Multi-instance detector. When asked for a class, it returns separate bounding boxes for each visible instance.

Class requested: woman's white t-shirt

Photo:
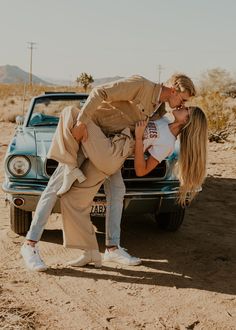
[143,116,176,162]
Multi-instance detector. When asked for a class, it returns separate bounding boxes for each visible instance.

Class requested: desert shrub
[0,111,20,123]
[0,105,23,123]
[0,294,39,330]
[0,83,85,100]
[0,83,86,123]
[199,68,234,94]
[193,92,235,143]
[232,110,236,119]
[194,68,236,143]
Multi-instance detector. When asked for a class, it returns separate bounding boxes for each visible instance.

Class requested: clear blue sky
[0,0,235,83]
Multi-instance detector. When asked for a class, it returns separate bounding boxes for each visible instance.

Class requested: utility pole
[157,64,164,83]
[27,42,37,86]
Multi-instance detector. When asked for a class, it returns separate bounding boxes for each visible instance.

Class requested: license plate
[90,200,106,217]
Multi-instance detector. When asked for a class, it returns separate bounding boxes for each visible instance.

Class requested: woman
[135,106,208,206]
[59,106,208,267]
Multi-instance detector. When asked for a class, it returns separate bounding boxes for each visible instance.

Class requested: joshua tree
[76,72,94,92]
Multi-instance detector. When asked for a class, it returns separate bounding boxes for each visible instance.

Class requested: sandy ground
[0,122,236,330]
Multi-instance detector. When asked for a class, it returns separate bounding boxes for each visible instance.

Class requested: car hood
[7,128,56,158]
[35,130,55,157]
[8,129,37,156]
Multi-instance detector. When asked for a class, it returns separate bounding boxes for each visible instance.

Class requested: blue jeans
[26,165,64,241]
[104,170,125,246]
[26,167,125,245]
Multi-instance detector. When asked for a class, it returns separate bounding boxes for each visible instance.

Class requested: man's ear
[170,87,177,95]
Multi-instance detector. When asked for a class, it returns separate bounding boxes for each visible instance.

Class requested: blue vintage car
[2,92,185,235]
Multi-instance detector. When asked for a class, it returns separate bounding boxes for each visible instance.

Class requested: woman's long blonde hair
[178,107,208,206]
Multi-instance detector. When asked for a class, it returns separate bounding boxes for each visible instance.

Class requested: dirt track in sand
[0,122,236,329]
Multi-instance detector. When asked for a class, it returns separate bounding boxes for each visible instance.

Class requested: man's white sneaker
[103,246,142,266]
[66,250,102,268]
[20,243,47,272]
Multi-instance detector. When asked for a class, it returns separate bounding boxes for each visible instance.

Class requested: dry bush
[0,110,21,123]
[195,68,236,143]
[193,92,236,143]
[0,83,86,123]
[0,83,85,99]
[0,290,40,330]
[0,304,38,330]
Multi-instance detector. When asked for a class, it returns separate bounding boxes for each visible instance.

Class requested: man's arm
[78,75,145,124]
[72,76,145,141]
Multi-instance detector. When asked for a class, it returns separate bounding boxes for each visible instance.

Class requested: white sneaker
[103,246,142,266]
[66,250,102,268]
[20,243,47,272]
[57,167,86,196]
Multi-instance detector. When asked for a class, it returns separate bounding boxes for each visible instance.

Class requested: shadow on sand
[41,176,236,295]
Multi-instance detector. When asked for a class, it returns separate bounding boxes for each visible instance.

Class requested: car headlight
[7,156,31,177]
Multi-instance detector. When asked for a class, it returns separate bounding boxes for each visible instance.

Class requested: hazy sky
[1,0,235,83]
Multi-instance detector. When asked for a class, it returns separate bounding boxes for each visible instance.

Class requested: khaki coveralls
[48,75,165,249]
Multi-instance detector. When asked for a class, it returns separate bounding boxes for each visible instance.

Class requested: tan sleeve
[77,75,145,124]
[47,106,79,167]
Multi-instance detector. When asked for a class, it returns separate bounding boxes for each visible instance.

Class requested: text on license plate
[90,200,106,216]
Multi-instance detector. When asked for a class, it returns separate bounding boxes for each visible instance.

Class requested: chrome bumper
[2,180,180,197]
[2,179,180,214]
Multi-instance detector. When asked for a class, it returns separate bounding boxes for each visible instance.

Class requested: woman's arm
[134,121,159,176]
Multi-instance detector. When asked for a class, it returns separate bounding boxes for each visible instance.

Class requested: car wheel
[155,207,185,231]
[10,204,32,235]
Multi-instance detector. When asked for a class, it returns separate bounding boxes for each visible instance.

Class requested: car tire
[10,204,32,235]
[155,207,185,231]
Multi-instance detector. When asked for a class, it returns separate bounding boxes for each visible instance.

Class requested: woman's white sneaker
[103,246,141,266]
[20,243,47,272]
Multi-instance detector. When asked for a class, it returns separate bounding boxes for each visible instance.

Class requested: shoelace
[33,247,43,261]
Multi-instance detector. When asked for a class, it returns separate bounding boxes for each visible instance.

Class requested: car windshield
[28,95,88,127]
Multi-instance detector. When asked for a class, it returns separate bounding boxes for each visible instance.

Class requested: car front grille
[45,159,58,177]
[122,158,166,181]
[45,158,167,180]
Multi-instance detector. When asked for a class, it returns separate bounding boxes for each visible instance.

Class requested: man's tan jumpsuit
[48,75,165,249]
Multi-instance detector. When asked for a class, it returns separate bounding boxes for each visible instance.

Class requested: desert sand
[0,122,235,329]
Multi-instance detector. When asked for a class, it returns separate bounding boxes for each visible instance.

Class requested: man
[21,74,196,271]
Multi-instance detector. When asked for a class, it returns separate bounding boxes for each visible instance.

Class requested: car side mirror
[16,115,24,126]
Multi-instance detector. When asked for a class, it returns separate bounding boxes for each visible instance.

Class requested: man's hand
[71,122,88,142]
[135,120,148,141]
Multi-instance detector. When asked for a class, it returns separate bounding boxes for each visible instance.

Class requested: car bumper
[2,179,180,214]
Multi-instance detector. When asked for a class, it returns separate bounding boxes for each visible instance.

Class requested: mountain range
[0,65,50,85]
[0,65,123,86]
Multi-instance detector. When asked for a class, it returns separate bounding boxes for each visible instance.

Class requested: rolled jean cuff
[25,231,41,242]
[105,238,120,247]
